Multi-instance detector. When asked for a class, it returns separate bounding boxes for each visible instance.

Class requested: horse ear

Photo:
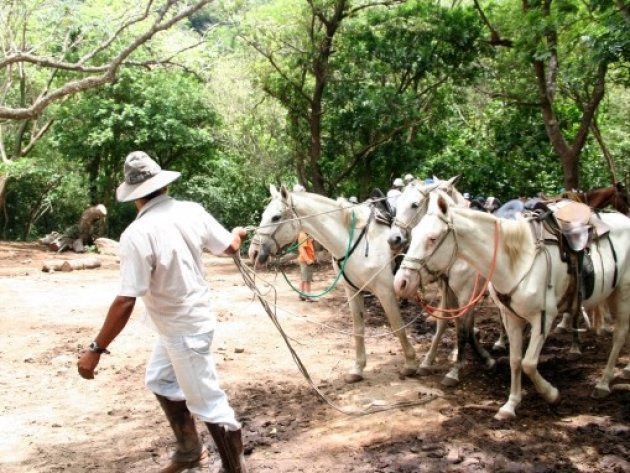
[280,185,291,202]
[447,175,461,186]
[269,184,279,197]
[437,195,449,215]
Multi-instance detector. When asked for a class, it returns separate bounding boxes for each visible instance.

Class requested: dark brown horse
[560,182,630,215]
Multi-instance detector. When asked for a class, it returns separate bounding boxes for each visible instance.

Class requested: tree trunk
[42,257,101,272]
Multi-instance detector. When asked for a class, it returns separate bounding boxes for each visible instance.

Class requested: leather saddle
[532,200,610,251]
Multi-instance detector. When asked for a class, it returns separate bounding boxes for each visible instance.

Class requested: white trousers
[145,331,240,431]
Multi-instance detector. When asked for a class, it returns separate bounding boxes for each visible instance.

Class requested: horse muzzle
[248,240,272,267]
[393,267,420,300]
[387,231,407,252]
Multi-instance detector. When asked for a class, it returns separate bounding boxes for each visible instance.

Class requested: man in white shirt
[78,151,248,473]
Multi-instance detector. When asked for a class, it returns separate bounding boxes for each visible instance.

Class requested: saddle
[532,200,610,251]
[526,200,612,308]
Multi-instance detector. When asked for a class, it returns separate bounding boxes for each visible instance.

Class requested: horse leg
[441,318,467,387]
[569,307,582,356]
[465,310,496,370]
[554,312,572,333]
[592,294,630,398]
[521,313,559,405]
[495,312,526,421]
[344,286,367,383]
[376,288,417,377]
[417,317,447,376]
[493,319,508,351]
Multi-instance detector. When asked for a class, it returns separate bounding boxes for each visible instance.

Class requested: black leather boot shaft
[206,423,248,473]
[155,394,202,464]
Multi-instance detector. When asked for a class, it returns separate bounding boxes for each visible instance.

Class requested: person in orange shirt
[297,231,316,301]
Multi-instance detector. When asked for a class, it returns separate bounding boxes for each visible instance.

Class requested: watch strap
[88,341,110,354]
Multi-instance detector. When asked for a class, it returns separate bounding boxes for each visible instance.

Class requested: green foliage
[1,157,90,240]
[50,68,221,237]
[175,151,269,231]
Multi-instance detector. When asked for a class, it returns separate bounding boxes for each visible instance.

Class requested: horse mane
[293,191,369,230]
[500,215,533,271]
[460,209,532,271]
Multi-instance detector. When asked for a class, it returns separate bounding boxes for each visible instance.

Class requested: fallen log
[42,257,102,272]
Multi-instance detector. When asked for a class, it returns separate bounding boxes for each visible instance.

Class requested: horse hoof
[548,389,561,405]
[554,325,568,334]
[416,366,436,377]
[591,387,611,399]
[441,375,459,387]
[494,409,515,421]
[485,359,497,371]
[491,343,506,353]
[344,373,364,384]
[400,367,417,378]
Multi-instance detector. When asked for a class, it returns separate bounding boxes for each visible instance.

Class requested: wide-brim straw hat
[116,151,181,202]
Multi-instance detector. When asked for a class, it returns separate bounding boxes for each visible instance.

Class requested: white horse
[248,185,417,383]
[388,178,496,387]
[394,191,630,420]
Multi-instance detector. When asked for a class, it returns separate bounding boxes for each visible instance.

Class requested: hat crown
[124,151,161,185]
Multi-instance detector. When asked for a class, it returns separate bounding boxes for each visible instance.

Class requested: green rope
[281,210,356,299]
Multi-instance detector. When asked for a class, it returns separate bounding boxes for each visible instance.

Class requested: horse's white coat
[389,180,495,386]
[395,192,630,419]
[249,185,417,382]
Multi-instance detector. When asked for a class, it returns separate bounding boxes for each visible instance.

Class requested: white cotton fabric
[145,331,240,431]
[118,194,233,336]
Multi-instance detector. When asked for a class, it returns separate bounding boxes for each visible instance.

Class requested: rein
[233,252,438,415]
[280,210,358,298]
[404,220,501,319]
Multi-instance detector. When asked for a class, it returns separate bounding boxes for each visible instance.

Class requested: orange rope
[416,220,500,320]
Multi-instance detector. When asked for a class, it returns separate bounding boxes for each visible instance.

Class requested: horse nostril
[399,279,407,291]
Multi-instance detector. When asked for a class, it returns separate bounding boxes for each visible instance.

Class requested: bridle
[400,209,501,319]
[252,198,301,255]
[392,183,439,243]
[399,210,459,279]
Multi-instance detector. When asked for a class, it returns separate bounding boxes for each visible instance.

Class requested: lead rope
[233,252,438,415]
[412,220,500,319]
[279,211,358,299]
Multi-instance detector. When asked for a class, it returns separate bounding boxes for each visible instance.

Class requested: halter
[392,183,438,241]
[401,211,501,319]
[252,199,301,255]
[400,210,459,279]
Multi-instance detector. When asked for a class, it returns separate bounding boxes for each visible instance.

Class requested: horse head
[388,181,430,251]
[248,184,301,267]
[393,190,457,300]
[388,176,464,252]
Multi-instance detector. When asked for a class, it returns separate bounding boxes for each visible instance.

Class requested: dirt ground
[0,241,628,473]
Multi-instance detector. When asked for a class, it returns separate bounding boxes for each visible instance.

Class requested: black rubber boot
[155,394,203,473]
[206,423,248,473]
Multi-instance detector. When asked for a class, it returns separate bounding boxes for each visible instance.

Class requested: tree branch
[0,0,213,120]
[473,0,513,47]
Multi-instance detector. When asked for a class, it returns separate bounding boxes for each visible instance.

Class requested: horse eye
[411,202,419,209]
[271,215,281,222]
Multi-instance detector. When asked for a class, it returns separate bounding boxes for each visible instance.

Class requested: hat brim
[116,170,181,202]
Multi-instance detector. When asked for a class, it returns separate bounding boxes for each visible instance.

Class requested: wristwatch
[88,341,110,354]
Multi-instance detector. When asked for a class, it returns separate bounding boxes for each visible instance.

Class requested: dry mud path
[0,241,628,472]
